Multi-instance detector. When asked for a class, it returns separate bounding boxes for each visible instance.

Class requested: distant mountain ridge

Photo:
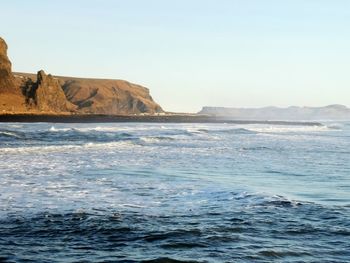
[199,105,350,120]
[0,37,163,115]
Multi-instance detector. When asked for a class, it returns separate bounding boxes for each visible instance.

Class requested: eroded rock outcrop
[22,70,76,112]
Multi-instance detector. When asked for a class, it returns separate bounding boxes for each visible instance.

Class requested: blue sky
[1,0,350,112]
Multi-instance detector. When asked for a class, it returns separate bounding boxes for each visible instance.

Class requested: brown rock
[22,70,76,112]
[62,77,163,114]
[0,37,16,94]
[0,37,27,112]
[1,36,164,115]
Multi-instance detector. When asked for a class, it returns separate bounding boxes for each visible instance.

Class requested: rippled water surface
[0,122,349,262]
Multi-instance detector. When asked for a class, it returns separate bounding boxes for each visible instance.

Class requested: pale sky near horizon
[1,0,350,112]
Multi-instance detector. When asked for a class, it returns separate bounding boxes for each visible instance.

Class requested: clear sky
[1,0,350,112]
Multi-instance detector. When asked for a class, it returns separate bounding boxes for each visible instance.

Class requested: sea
[0,121,349,263]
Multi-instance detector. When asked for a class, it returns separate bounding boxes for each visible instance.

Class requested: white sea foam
[8,124,23,128]
[0,141,136,154]
[0,131,21,138]
[0,121,349,216]
[171,124,332,135]
[83,141,136,149]
[47,125,163,133]
[49,126,71,132]
[139,137,162,143]
[245,125,330,133]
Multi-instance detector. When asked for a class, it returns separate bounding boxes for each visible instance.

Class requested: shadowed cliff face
[0,37,16,94]
[22,70,77,112]
[0,37,163,115]
[0,37,27,112]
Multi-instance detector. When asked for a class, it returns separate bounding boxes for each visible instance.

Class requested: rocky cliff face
[0,37,27,112]
[0,37,163,115]
[62,78,163,114]
[0,37,16,94]
[18,73,163,115]
[22,70,76,112]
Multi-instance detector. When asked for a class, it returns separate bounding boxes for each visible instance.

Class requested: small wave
[0,141,136,154]
[120,203,147,208]
[226,128,256,134]
[197,128,209,133]
[326,123,343,130]
[171,124,333,136]
[143,229,202,243]
[84,141,136,148]
[49,126,71,132]
[139,136,175,144]
[160,242,208,249]
[49,126,132,135]
[49,126,121,133]
[185,128,210,134]
[0,130,23,139]
[7,124,23,128]
[199,128,257,135]
[48,126,172,133]
[265,170,307,177]
[142,257,204,263]
[242,146,273,151]
[247,125,329,133]
[0,144,81,153]
[188,126,330,135]
[2,126,135,145]
[232,192,303,208]
[258,249,312,258]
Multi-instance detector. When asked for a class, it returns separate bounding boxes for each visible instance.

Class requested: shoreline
[0,114,322,126]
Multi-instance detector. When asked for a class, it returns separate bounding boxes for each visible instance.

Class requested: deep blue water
[0,122,349,262]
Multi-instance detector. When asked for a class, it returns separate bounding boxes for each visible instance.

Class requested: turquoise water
[0,122,349,262]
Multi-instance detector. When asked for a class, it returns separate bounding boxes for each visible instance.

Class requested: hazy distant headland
[199,105,350,121]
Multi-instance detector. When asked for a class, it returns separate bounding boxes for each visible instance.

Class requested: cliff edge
[0,37,27,111]
[0,37,16,94]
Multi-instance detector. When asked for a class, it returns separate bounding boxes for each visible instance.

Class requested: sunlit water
[0,122,349,262]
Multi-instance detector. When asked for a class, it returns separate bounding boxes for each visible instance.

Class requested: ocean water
[0,122,349,262]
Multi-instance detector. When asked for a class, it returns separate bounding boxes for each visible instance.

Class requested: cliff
[0,37,18,94]
[61,78,163,114]
[0,37,163,115]
[0,37,27,111]
[20,70,77,113]
[16,73,163,114]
